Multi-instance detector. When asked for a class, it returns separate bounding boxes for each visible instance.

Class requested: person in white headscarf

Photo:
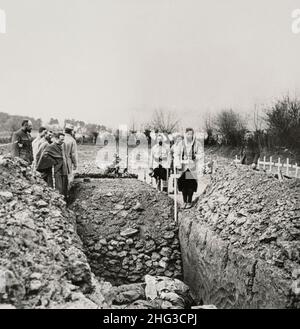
[171,133,184,171]
[149,133,171,192]
[177,128,201,209]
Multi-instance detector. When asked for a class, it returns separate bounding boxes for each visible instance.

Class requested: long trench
[67,170,300,309]
[68,176,197,305]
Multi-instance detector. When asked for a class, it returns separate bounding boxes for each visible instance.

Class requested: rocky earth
[2,142,299,309]
[110,275,195,309]
[0,155,114,309]
[0,155,193,309]
[0,145,10,156]
[70,179,183,286]
[179,162,300,308]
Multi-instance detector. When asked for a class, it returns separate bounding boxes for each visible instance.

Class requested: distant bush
[0,112,42,133]
[265,96,300,149]
[214,109,247,147]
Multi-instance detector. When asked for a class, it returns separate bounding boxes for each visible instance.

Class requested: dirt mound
[180,163,300,308]
[198,164,300,269]
[0,145,10,156]
[70,178,182,285]
[111,275,194,309]
[0,156,111,309]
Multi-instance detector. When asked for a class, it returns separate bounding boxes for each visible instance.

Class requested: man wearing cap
[11,120,34,165]
[63,124,78,187]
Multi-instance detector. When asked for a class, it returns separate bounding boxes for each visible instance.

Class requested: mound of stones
[70,178,182,285]
[179,162,300,308]
[111,275,195,309]
[0,155,208,310]
[0,156,112,309]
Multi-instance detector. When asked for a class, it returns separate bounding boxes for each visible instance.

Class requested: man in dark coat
[241,131,260,168]
[11,120,34,165]
[35,130,53,165]
[36,132,68,199]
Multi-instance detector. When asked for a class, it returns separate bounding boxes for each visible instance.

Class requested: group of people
[11,120,78,200]
[149,128,261,209]
[150,128,202,209]
[10,120,259,209]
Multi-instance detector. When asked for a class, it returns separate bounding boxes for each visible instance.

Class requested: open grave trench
[69,157,300,309]
[0,156,196,309]
[69,177,183,287]
[1,152,299,308]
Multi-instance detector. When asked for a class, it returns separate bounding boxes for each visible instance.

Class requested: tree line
[1,95,299,151]
[0,113,107,144]
[204,96,300,151]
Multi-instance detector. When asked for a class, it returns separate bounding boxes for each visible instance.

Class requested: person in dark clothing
[36,132,68,199]
[149,134,171,192]
[178,169,198,204]
[241,131,260,169]
[11,120,34,165]
[35,131,53,165]
[177,128,200,209]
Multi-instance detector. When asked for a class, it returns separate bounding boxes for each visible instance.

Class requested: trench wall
[70,178,183,286]
[179,164,300,309]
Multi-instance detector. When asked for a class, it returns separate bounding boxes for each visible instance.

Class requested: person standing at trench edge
[177,128,200,209]
[149,133,171,192]
[63,124,78,189]
[11,120,34,165]
[36,132,69,200]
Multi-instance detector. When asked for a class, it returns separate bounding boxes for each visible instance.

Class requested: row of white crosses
[234,155,300,179]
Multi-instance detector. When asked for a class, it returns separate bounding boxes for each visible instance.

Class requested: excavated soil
[1,143,299,309]
[0,155,196,309]
[0,156,113,309]
[70,178,183,286]
[179,162,300,309]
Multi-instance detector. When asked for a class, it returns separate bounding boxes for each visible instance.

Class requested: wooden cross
[283,158,292,177]
[263,156,267,170]
[293,163,299,178]
[274,158,283,176]
[257,157,261,169]
[234,155,241,165]
[269,156,274,173]
[258,156,268,170]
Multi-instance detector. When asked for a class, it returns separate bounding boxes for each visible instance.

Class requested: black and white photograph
[0,0,299,316]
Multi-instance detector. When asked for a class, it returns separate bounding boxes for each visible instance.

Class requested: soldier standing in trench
[11,120,34,165]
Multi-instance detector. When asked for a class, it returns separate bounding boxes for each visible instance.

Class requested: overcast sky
[0,0,300,129]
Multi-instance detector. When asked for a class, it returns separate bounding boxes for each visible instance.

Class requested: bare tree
[149,109,180,134]
[203,112,215,143]
[214,109,247,146]
[265,95,300,149]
